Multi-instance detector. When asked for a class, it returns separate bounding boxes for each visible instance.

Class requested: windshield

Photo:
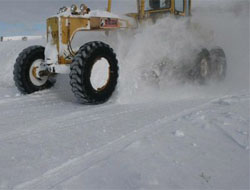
[145,0,171,11]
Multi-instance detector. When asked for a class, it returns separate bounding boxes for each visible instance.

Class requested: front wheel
[13,46,55,94]
[70,41,119,104]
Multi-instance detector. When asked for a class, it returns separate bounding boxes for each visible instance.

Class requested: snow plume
[115,17,208,103]
[191,0,249,91]
[114,0,249,104]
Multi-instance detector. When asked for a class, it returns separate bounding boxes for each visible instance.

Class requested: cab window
[145,0,171,11]
[175,0,184,12]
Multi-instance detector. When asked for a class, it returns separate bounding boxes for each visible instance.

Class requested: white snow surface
[1,36,43,42]
[0,0,249,189]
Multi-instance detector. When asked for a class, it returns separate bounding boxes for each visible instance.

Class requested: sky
[0,0,248,36]
[0,0,135,36]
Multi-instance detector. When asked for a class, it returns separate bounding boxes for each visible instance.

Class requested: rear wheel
[13,46,55,94]
[210,47,227,81]
[189,49,211,84]
[70,41,119,104]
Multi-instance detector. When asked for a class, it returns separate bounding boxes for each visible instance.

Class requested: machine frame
[45,0,192,74]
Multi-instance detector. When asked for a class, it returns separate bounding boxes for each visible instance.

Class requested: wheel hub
[29,59,49,86]
[200,58,209,78]
[32,66,38,78]
[217,63,224,76]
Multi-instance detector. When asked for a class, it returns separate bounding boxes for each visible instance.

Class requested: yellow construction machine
[13,0,226,104]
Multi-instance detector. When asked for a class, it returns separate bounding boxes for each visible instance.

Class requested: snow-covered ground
[0,0,249,189]
[1,36,43,42]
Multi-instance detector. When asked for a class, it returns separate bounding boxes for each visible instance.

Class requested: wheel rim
[29,59,48,86]
[90,58,110,91]
[200,58,209,78]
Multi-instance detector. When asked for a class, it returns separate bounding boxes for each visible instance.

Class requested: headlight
[71,4,77,14]
[80,4,87,11]
[59,6,67,14]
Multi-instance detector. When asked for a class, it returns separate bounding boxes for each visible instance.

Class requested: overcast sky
[0,0,135,36]
[0,0,248,36]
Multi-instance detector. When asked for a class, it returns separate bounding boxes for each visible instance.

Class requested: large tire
[13,46,55,94]
[189,49,212,84]
[210,47,227,81]
[70,41,119,104]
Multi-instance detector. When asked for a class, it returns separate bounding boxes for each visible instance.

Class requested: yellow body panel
[46,0,192,64]
[107,0,112,12]
[61,17,89,44]
[140,0,145,19]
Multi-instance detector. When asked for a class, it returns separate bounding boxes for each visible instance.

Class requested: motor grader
[13,0,227,104]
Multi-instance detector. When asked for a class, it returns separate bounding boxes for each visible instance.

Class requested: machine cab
[137,0,191,19]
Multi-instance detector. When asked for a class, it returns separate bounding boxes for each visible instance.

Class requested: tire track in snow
[216,124,248,150]
[0,105,144,142]
[14,97,222,190]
